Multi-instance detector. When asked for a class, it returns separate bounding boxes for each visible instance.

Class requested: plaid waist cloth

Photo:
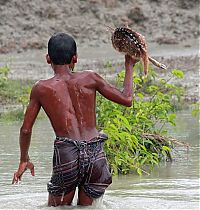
[47,132,112,198]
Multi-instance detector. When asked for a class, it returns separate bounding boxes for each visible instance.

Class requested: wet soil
[0,0,199,53]
[0,43,199,103]
[0,0,199,105]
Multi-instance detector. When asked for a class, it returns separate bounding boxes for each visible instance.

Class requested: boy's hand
[12,161,35,184]
[125,54,139,67]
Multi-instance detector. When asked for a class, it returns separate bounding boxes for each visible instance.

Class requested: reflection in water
[0,110,199,209]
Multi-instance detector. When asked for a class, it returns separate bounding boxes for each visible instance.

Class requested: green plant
[0,65,35,119]
[0,109,25,122]
[191,103,200,116]
[96,63,185,175]
[0,65,9,88]
[17,85,32,113]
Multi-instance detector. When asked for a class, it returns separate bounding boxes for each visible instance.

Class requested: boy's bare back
[35,70,99,140]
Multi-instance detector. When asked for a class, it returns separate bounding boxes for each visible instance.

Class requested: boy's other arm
[12,83,41,184]
[95,55,138,107]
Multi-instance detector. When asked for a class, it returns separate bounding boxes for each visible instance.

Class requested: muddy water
[0,109,199,209]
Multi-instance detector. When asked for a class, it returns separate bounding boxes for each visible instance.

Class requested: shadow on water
[0,109,199,209]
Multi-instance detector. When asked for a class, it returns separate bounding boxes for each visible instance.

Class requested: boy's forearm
[123,62,134,98]
[19,128,32,162]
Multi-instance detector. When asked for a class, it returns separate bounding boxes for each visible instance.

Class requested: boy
[12,32,138,206]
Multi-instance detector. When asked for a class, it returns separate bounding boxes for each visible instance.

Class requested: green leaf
[162,146,171,152]
[117,115,132,132]
[140,145,147,152]
[171,69,184,78]
[133,77,142,84]
[136,93,144,99]
[159,78,166,84]
[191,103,200,116]
[140,157,147,165]
[147,85,159,93]
[168,113,176,125]
[137,168,142,176]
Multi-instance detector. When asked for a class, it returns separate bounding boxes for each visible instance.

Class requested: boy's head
[47,32,77,65]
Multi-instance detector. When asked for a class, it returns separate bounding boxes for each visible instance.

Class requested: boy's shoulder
[77,70,95,75]
[31,78,53,93]
[33,78,51,87]
[76,70,100,78]
[72,70,103,87]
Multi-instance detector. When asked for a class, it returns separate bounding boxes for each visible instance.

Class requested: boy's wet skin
[12,33,138,206]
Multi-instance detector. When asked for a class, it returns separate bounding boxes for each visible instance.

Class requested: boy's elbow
[124,97,132,107]
[125,101,132,107]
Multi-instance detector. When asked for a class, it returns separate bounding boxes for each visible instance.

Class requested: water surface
[0,109,199,209]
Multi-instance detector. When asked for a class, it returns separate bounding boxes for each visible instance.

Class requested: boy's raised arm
[95,55,138,107]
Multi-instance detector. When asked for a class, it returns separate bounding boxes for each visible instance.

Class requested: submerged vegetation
[0,64,197,175]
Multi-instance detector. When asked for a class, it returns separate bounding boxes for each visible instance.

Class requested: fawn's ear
[46,54,51,64]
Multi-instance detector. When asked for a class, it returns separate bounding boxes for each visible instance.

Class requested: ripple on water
[0,110,199,209]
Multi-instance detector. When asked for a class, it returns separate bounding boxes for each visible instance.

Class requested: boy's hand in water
[12,161,35,184]
[125,54,139,67]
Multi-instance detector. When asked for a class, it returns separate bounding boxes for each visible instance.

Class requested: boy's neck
[52,64,73,75]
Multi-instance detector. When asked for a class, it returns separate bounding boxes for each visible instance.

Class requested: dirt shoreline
[0,42,199,103]
[0,0,199,54]
[0,0,199,104]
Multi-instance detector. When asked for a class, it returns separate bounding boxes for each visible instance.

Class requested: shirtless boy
[12,33,138,206]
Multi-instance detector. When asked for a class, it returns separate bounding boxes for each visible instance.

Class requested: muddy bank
[0,43,199,103]
[0,0,199,53]
[0,0,199,105]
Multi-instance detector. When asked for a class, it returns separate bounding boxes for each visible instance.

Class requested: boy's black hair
[48,32,77,65]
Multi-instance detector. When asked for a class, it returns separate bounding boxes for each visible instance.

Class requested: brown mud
[0,43,199,103]
[0,0,199,105]
[0,0,199,53]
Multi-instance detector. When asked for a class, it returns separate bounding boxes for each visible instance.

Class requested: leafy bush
[0,65,34,105]
[0,65,34,120]
[96,63,185,175]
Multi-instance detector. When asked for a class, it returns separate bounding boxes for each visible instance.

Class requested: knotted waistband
[55,132,108,148]
[54,132,108,181]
